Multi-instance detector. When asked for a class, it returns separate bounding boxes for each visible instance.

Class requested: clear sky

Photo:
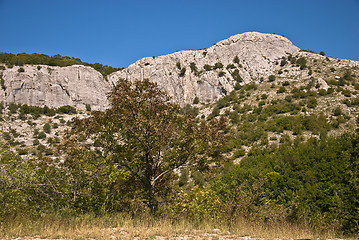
[0,0,358,68]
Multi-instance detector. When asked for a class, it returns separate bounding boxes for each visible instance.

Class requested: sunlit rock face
[108,32,300,105]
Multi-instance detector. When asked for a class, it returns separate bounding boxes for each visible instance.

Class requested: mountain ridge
[0,32,358,109]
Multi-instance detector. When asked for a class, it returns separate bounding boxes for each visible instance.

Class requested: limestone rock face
[108,32,300,104]
[0,65,111,110]
[0,32,301,108]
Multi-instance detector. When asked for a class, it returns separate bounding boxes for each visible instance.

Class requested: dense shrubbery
[0,52,123,76]
[214,134,359,234]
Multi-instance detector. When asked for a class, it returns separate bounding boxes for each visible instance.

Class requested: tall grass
[1,213,350,240]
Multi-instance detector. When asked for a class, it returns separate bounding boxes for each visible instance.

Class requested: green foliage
[231,69,243,82]
[214,62,223,69]
[215,134,359,234]
[280,59,287,66]
[37,131,46,139]
[85,104,91,112]
[277,86,286,94]
[307,97,318,108]
[43,123,51,134]
[57,105,77,114]
[176,62,181,70]
[9,102,19,114]
[181,104,199,117]
[233,56,240,64]
[70,79,226,215]
[0,52,122,76]
[192,96,199,104]
[297,57,307,69]
[19,104,56,117]
[189,62,198,73]
[0,74,5,90]
[203,64,212,71]
[218,71,225,77]
[18,67,25,72]
[178,67,186,77]
[343,70,353,81]
[226,64,236,69]
[268,75,276,82]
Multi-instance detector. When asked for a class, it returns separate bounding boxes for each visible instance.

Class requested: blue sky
[0,0,358,68]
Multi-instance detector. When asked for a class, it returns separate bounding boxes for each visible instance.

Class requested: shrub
[57,105,77,114]
[9,102,19,114]
[233,56,240,64]
[189,62,198,72]
[37,131,46,139]
[226,64,236,69]
[277,86,286,93]
[193,96,199,104]
[234,82,241,90]
[307,97,318,108]
[218,71,225,77]
[18,67,25,73]
[85,104,91,112]
[181,104,199,117]
[280,59,287,66]
[268,75,276,82]
[282,81,290,86]
[333,107,342,116]
[176,62,181,70]
[179,67,186,77]
[214,62,223,69]
[231,69,243,82]
[43,123,51,134]
[203,64,212,71]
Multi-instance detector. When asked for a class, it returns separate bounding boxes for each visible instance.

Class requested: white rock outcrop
[0,32,300,108]
[0,65,111,110]
[108,32,300,104]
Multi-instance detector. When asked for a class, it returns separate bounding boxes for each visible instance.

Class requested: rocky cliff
[108,32,300,104]
[3,32,357,109]
[0,65,111,110]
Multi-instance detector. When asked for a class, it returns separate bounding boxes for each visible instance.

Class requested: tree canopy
[70,79,227,214]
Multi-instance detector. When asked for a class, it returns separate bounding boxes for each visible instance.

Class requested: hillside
[1,32,359,238]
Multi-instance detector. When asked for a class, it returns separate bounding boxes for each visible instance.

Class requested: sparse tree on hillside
[70,79,227,215]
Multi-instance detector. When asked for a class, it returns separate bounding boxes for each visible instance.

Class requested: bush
[37,131,46,139]
[226,64,236,69]
[277,86,286,94]
[18,67,25,73]
[43,123,51,134]
[268,75,276,82]
[57,105,77,114]
[218,71,225,77]
[203,64,212,71]
[179,67,186,77]
[193,96,199,104]
[85,104,91,112]
[9,102,19,114]
[214,62,223,69]
[189,62,198,73]
[280,59,287,66]
[233,56,240,64]
[307,97,318,108]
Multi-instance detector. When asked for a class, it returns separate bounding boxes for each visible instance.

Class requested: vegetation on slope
[0,52,123,76]
[1,50,359,238]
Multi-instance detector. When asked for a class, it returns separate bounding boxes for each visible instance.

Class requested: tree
[71,79,227,215]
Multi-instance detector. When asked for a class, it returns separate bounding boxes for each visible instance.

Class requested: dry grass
[0,214,354,240]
